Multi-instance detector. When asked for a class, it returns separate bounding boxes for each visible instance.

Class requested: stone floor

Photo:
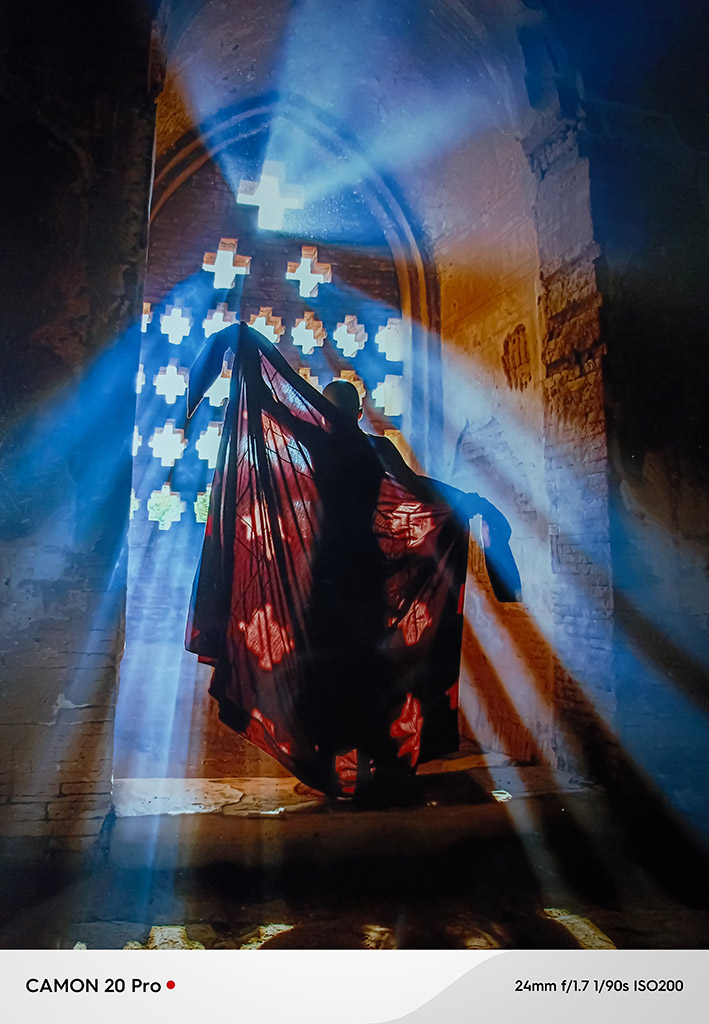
[1,752,708,950]
[111,750,582,818]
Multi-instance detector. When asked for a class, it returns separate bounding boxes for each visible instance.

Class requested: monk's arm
[370,436,473,515]
[372,435,520,600]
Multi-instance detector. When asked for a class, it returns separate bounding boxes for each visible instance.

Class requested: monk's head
[322,380,362,422]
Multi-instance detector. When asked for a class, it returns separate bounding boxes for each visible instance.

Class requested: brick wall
[398,123,565,764]
[0,1,155,850]
[526,119,615,771]
[392,91,615,770]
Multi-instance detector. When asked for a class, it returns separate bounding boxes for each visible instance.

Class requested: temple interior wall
[1,0,707,847]
[403,126,559,763]
[584,107,709,793]
[0,0,155,850]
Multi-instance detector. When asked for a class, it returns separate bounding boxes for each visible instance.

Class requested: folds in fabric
[186,323,468,796]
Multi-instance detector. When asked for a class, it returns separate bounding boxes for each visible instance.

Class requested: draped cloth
[186,323,468,798]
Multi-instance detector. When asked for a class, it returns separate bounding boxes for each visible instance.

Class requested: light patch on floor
[220,776,324,815]
[240,924,294,950]
[417,751,511,774]
[113,779,245,816]
[361,924,398,949]
[124,925,205,950]
[449,929,499,949]
[113,777,324,817]
[543,908,617,949]
[475,766,600,798]
[445,913,501,949]
[112,763,597,819]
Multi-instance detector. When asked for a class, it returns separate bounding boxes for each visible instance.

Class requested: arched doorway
[114,98,443,788]
[115,0,616,801]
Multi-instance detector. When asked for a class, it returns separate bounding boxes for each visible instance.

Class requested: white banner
[2,949,707,1024]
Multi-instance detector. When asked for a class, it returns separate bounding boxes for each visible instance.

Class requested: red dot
[166,981,175,990]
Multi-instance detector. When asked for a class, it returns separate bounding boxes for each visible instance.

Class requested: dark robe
[185,322,517,797]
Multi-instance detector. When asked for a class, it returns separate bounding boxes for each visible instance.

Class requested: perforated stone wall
[119,146,408,777]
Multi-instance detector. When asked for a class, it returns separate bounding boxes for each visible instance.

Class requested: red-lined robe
[186,323,468,797]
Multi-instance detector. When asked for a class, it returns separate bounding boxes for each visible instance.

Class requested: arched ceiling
[153,0,537,158]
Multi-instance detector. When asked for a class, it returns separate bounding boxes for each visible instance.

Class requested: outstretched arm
[370,435,521,601]
[187,334,232,418]
[369,435,468,511]
[257,375,324,451]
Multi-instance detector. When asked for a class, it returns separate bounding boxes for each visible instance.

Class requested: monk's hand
[463,492,512,541]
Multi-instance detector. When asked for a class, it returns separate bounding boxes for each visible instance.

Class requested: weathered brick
[56,769,113,785]
[56,754,113,774]
[64,679,118,706]
[12,771,62,799]
[47,797,110,820]
[46,818,104,838]
[0,820,52,838]
[0,802,48,822]
[56,707,115,725]
[49,835,98,853]
[60,781,113,796]
[46,723,112,745]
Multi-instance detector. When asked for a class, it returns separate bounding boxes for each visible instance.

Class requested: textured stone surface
[0,1,156,843]
[3,778,708,950]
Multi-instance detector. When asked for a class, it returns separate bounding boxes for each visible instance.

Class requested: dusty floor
[2,753,708,950]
